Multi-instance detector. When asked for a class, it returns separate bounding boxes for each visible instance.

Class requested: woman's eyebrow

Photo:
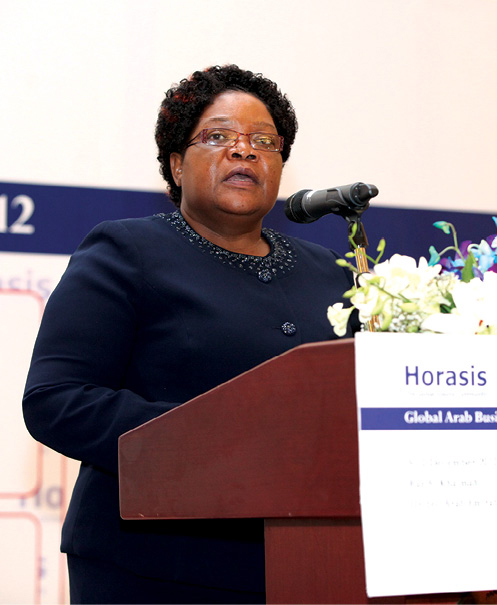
[202,116,277,130]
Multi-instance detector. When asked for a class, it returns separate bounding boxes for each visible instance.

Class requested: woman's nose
[228,134,257,160]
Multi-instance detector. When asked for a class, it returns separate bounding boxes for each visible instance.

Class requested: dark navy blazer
[23,211,356,592]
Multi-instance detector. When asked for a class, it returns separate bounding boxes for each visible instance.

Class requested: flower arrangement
[328,217,497,336]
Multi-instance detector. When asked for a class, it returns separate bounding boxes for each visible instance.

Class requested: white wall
[1,0,496,212]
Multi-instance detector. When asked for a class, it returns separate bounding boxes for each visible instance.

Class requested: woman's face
[170,91,283,231]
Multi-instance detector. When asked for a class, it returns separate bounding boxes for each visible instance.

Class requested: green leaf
[444,292,455,307]
[372,299,386,316]
[461,251,477,283]
[380,314,392,331]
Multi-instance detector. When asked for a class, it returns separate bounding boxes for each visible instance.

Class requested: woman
[23,65,357,604]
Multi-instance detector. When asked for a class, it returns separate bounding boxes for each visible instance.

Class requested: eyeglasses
[185,128,284,152]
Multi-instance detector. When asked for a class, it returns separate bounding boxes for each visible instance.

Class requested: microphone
[284,182,378,224]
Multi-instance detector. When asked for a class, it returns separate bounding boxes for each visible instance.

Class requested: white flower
[350,274,384,323]
[373,254,442,300]
[421,311,480,335]
[328,218,497,337]
[422,271,497,335]
[340,255,451,333]
[327,303,354,337]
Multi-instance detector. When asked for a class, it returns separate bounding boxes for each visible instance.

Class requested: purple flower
[432,218,497,280]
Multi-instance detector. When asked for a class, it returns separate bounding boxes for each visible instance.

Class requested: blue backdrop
[1,181,494,261]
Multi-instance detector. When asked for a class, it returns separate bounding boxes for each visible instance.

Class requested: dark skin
[170,91,284,256]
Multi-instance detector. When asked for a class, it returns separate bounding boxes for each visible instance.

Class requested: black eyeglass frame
[185,128,284,152]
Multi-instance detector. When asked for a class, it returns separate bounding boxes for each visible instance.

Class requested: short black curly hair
[155,64,298,206]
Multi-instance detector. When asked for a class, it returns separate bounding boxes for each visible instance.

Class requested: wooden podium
[119,339,459,604]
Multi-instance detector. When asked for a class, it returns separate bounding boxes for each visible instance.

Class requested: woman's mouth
[224,168,258,184]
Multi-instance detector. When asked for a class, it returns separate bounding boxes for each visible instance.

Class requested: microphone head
[347,182,379,209]
[284,189,316,223]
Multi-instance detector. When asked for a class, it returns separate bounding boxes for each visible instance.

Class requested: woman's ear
[170,152,183,187]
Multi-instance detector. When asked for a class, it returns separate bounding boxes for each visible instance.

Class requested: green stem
[444,223,465,261]
[373,283,411,303]
[347,234,384,265]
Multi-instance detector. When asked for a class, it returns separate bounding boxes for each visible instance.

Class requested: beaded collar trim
[159,210,297,283]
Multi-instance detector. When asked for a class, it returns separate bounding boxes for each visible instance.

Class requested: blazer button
[257,269,272,283]
[281,322,297,336]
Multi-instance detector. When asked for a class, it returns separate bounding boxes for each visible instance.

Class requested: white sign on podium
[355,331,497,598]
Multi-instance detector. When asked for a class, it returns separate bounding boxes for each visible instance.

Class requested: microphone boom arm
[346,214,380,332]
